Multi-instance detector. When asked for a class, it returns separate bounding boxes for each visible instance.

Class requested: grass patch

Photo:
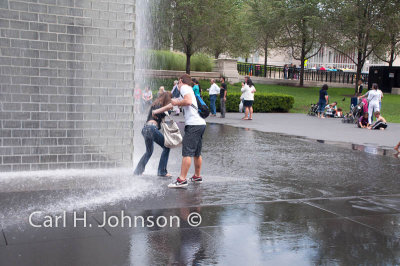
[148,78,400,123]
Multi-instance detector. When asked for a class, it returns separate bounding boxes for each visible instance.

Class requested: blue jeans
[134,125,170,176]
[318,100,326,114]
[210,94,217,115]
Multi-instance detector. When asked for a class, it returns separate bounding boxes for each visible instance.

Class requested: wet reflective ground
[1,124,400,265]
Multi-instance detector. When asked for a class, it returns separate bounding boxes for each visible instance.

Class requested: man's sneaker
[168,178,188,188]
[190,175,203,183]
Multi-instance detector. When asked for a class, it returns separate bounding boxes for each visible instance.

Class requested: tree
[274,0,325,86]
[323,0,388,88]
[204,0,255,59]
[374,0,400,67]
[248,0,283,77]
[167,0,212,74]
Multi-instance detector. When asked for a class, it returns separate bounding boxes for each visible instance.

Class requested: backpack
[181,93,210,119]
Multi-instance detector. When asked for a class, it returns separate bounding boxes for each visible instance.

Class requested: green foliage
[147,50,214,72]
[191,54,215,72]
[202,93,294,113]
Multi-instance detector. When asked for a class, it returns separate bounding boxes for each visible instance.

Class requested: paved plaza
[0,119,399,265]
[201,113,400,149]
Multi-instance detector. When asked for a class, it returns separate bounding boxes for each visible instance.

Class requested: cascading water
[133,0,162,173]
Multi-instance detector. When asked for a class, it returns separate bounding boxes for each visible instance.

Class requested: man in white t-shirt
[169,74,206,188]
[208,79,220,116]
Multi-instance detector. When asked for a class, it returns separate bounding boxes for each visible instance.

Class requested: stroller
[308,103,319,116]
[342,101,365,124]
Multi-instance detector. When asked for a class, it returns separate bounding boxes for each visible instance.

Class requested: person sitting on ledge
[368,111,388,130]
[358,113,369,128]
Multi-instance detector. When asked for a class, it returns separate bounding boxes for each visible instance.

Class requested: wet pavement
[201,113,400,149]
[0,123,400,265]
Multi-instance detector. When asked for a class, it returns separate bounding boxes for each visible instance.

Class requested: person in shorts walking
[169,74,207,188]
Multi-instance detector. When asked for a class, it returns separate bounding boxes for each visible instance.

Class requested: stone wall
[137,59,241,84]
[0,0,135,171]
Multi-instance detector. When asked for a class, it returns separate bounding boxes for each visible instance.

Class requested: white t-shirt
[377,89,383,102]
[367,90,380,104]
[180,84,206,126]
[241,85,255,101]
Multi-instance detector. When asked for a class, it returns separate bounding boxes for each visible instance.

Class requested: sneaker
[190,175,203,183]
[168,178,188,188]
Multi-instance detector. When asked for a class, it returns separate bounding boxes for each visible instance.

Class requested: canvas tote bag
[161,112,182,148]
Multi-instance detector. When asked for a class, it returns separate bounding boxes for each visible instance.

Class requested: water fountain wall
[0,0,135,172]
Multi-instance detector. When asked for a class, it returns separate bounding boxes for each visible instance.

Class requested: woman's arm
[359,91,369,99]
[325,95,329,103]
[152,103,173,115]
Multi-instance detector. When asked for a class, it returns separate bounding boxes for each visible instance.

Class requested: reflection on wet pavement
[0,124,399,265]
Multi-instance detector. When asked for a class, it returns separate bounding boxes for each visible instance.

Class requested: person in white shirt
[377,88,383,110]
[142,86,153,111]
[208,79,220,116]
[241,78,256,120]
[359,83,381,125]
[152,74,207,188]
[171,80,180,115]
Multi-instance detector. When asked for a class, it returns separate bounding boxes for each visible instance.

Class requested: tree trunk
[389,41,395,67]
[355,51,363,90]
[300,40,306,87]
[186,52,191,74]
[264,40,268,78]
[214,50,220,59]
[300,58,305,87]
[185,32,192,74]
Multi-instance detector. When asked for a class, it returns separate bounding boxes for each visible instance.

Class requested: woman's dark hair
[152,91,171,107]
[246,77,254,87]
[322,84,329,90]
[372,83,378,90]
[192,78,201,95]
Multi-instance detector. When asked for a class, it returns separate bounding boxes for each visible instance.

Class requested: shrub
[191,53,214,72]
[147,50,214,72]
[202,93,294,113]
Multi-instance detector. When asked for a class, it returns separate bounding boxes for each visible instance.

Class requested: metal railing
[237,62,369,85]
